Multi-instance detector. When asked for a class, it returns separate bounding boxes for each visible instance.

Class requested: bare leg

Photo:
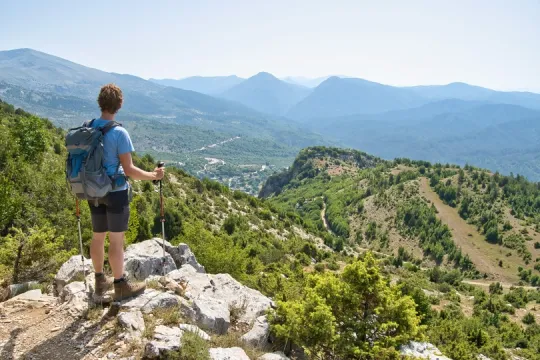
[90,232,107,273]
[109,232,125,279]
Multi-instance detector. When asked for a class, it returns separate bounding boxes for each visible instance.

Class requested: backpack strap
[100,121,122,135]
[84,119,96,128]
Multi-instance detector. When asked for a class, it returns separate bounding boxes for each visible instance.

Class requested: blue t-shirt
[89,118,134,192]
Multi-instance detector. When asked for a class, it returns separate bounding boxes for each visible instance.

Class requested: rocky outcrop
[400,342,452,360]
[124,239,205,281]
[124,240,176,280]
[121,289,183,314]
[47,239,276,358]
[154,238,206,273]
[118,310,145,339]
[60,281,88,315]
[193,296,230,334]
[54,255,93,295]
[241,315,269,347]
[144,325,183,358]
[143,324,212,358]
[169,265,273,324]
[209,347,250,360]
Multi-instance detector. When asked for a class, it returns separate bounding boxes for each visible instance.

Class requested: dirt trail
[418,177,520,283]
[0,298,115,360]
[320,199,331,233]
[462,279,537,291]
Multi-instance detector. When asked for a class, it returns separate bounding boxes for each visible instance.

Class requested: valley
[2,45,540,359]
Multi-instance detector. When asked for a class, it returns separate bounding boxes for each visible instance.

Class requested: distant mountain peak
[251,72,279,80]
[221,71,311,115]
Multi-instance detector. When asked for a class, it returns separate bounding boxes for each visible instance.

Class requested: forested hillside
[4,102,540,359]
[262,146,540,359]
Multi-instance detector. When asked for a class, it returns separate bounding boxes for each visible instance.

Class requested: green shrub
[523,312,536,325]
[167,331,210,360]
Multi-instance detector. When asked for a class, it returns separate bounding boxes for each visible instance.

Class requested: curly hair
[97,83,123,114]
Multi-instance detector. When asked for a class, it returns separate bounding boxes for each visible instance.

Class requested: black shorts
[88,190,130,233]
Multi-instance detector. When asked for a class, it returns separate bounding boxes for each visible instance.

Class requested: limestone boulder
[241,315,269,347]
[400,342,452,360]
[54,255,93,295]
[144,325,183,358]
[118,310,145,337]
[124,240,176,281]
[60,281,89,315]
[120,289,183,314]
[152,238,205,273]
[193,296,230,334]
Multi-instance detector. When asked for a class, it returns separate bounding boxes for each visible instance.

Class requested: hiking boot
[113,277,146,301]
[94,273,114,297]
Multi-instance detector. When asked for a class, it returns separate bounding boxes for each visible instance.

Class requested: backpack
[65,119,122,204]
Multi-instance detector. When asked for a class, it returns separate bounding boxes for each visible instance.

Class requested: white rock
[258,352,289,360]
[209,347,250,360]
[124,240,176,280]
[54,255,93,295]
[478,355,492,360]
[241,315,269,347]
[400,342,452,360]
[144,325,183,358]
[118,310,145,335]
[153,238,206,273]
[179,324,211,341]
[121,289,181,314]
[193,296,230,334]
[60,281,89,315]
[211,273,274,323]
[172,269,273,326]
[9,289,42,301]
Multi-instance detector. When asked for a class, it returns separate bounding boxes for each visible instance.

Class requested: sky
[1,0,539,92]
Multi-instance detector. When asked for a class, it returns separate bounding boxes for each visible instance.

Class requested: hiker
[88,83,165,300]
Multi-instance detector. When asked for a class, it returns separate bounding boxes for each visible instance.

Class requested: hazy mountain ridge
[287,76,427,119]
[408,82,540,110]
[3,47,540,182]
[220,72,312,115]
[149,75,245,95]
[305,101,540,179]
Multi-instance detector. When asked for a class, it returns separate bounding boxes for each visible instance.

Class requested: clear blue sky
[2,0,539,91]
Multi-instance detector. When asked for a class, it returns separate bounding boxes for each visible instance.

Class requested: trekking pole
[76,198,87,293]
[154,162,166,274]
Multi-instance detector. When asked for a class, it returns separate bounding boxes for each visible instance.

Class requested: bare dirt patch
[419,177,522,283]
[390,165,415,175]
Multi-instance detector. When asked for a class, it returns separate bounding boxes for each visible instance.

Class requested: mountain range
[1,48,540,181]
[149,75,245,95]
[220,72,311,115]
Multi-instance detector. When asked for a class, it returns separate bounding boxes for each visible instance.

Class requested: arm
[119,152,164,181]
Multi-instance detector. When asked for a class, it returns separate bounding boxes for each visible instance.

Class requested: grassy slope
[265,147,540,285]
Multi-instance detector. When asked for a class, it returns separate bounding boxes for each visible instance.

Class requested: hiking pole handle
[153,161,165,185]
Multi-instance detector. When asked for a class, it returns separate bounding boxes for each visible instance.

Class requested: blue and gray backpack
[65,119,122,204]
